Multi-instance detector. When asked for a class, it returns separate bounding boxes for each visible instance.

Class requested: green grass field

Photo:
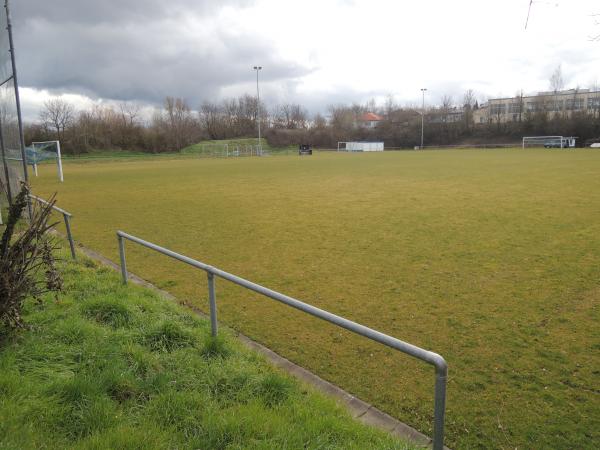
[32,149,600,449]
[0,248,411,449]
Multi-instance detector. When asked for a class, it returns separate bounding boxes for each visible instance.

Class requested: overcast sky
[12,0,600,121]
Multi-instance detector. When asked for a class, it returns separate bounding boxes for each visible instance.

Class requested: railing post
[432,364,448,450]
[63,213,76,260]
[118,234,128,284]
[207,272,218,337]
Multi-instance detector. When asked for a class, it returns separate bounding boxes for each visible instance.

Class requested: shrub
[0,184,62,331]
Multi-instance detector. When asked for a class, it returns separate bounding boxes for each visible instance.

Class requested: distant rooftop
[359,112,383,122]
[537,88,591,95]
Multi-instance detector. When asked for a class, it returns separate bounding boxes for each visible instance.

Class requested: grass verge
[0,247,414,450]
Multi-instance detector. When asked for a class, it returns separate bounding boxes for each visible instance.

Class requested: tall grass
[0,248,412,449]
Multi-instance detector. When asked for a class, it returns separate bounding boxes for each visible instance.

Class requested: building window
[490,104,506,115]
[545,100,563,111]
[587,97,600,110]
[508,103,522,113]
[565,98,584,111]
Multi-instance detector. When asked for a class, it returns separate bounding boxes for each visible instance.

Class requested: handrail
[116,230,447,449]
[29,194,76,259]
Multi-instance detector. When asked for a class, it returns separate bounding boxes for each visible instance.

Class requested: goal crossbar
[31,140,63,182]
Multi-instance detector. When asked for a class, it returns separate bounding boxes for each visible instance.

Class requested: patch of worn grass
[32,148,600,448]
[0,249,412,449]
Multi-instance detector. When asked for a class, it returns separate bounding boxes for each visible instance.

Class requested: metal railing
[29,194,76,259]
[116,230,448,450]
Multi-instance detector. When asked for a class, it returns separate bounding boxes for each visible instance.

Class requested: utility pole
[5,0,29,184]
[420,88,427,149]
[253,66,262,154]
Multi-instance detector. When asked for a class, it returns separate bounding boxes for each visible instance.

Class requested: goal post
[30,141,63,182]
[337,141,384,152]
[522,136,576,149]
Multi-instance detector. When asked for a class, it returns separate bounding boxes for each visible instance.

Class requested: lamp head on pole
[253,66,262,70]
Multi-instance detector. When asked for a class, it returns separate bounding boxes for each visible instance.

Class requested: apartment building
[473,89,600,124]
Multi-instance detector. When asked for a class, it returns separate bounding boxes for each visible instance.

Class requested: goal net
[522,136,575,149]
[337,141,384,152]
[194,143,266,158]
[30,141,64,181]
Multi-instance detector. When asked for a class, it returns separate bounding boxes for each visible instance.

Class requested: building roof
[486,88,599,103]
[359,112,383,122]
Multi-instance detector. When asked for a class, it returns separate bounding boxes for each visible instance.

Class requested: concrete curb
[76,243,443,449]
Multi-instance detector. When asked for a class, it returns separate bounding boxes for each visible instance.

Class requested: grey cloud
[13,0,252,25]
[12,0,308,106]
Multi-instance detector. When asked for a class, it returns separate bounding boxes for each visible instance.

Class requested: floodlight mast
[5,0,29,184]
[420,88,427,149]
[253,66,262,155]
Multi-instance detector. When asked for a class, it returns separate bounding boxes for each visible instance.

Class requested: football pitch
[33,149,600,449]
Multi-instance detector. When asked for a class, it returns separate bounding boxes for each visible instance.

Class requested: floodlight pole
[5,0,29,185]
[253,66,262,155]
[420,88,427,149]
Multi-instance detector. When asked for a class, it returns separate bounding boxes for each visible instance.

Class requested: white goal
[337,141,384,152]
[189,143,266,158]
[522,136,576,149]
[30,141,64,181]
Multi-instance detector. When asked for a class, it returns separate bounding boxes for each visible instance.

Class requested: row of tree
[25,95,312,155]
[25,88,600,155]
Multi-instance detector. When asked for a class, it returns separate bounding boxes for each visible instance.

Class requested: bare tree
[273,103,307,129]
[39,98,75,142]
[463,89,476,131]
[328,104,355,132]
[163,97,196,151]
[383,94,396,117]
[119,102,140,128]
[515,89,524,123]
[200,101,224,139]
[312,113,327,129]
[440,95,453,123]
[550,64,564,93]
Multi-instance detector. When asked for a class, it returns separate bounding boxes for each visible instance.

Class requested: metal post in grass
[28,194,76,260]
[253,65,262,155]
[207,272,218,337]
[63,213,76,259]
[118,234,128,284]
[433,364,447,450]
[420,88,427,149]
